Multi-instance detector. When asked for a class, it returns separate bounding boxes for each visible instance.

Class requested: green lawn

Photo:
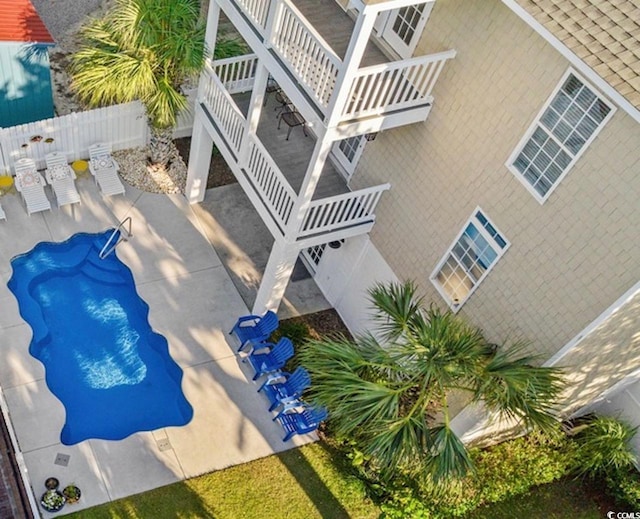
[59,442,612,519]
[61,442,379,519]
[466,478,605,519]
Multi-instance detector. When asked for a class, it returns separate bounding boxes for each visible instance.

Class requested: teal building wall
[0,42,54,127]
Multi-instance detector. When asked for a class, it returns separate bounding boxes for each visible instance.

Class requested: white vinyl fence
[0,89,196,173]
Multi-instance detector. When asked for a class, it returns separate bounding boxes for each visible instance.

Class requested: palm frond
[146,76,188,128]
[71,0,206,131]
[368,281,423,342]
[299,338,409,438]
[106,0,146,48]
[393,305,489,391]
[355,334,409,382]
[72,48,157,107]
[365,414,432,471]
[425,424,474,480]
[475,342,564,431]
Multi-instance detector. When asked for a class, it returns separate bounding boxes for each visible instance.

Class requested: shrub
[271,319,312,346]
[570,416,637,478]
[605,468,640,508]
[344,428,573,518]
[417,429,571,517]
[214,36,248,59]
[379,486,432,519]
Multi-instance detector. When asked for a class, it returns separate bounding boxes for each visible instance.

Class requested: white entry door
[379,3,433,59]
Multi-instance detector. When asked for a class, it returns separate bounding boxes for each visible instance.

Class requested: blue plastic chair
[274,404,328,442]
[245,337,294,380]
[258,366,311,411]
[230,310,278,352]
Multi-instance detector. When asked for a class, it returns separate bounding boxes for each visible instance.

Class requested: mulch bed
[174,137,237,189]
[283,309,354,342]
[581,478,618,516]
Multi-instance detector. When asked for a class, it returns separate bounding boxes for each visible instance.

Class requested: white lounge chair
[88,143,126,196]
[45,151,81,208]
[0,202,5,221]
[14,158,52,215]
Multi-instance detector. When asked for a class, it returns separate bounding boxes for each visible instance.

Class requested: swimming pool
[7,230,193,445]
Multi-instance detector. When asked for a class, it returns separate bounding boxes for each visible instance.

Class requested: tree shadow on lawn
[276,443,353,519]
[62,482,216,519]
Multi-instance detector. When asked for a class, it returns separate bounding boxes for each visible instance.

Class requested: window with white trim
[430,209,509,311]
[338,136,362,163]
[507,71,614,202]
[306,244,326,266]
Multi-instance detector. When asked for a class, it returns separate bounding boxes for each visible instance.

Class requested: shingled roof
[0,0,54,45]
[512,0,640,113]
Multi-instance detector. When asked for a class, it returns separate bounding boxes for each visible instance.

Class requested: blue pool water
[7,230,193,445]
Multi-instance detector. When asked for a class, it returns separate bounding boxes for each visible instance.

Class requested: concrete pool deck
[0,175,317,517]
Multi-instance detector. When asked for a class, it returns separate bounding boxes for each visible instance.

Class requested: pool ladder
[99,217,133,259]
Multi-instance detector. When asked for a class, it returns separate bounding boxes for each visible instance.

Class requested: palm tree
[299,281,564,481]
[71,0,206,167]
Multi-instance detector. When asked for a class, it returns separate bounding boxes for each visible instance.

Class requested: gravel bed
[32,0,107,41]
[113,147,187,195]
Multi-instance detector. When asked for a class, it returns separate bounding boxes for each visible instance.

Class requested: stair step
[80,261,127,285]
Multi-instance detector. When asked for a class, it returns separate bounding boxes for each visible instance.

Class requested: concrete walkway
[193,183,331,319]
[0,176,317,517]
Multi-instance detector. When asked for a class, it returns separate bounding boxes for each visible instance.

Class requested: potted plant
[62,483,82,504]
[40,489,65,512]
[44,477,59,490]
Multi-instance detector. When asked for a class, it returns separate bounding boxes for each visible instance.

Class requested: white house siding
[451,285,640,440]
[314,235,399,336]
[347,0,640,382]
[550,287,640,416]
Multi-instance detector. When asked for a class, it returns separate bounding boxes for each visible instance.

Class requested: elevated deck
[221,0,455,127]
[291,0,388,67]
[234,91,349,200]
[199,58,390,243]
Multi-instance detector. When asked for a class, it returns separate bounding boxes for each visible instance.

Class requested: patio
[0,173,320,516]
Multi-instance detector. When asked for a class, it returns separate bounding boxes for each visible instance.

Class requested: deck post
[204,0,222,58]
[252,240,300,313]
[284,132,334,238]
[325,5,380,127]
[263,0,281,48]
[239,63,269,167]
[185,111,214,203]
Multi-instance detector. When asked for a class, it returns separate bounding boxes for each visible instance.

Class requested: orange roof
[0,0,54,44]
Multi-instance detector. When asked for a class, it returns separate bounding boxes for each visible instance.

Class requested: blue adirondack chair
[245,337,294,380]
[274,404,328,442]
[230,310,278,352]
[258,366,311,411]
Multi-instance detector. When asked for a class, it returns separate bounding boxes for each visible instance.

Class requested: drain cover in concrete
[54,453,70,467]
[156,438,172,452]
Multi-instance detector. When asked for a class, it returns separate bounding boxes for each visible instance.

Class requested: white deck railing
[245,135,297,229]
[199,63,391,239]
[236,0,270,33]
[269,0,341,108]
[201,65,246,156]
[213,54,259,94]
[342,50,456,120]
[227,0,455,122]
[299,183,390,237]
